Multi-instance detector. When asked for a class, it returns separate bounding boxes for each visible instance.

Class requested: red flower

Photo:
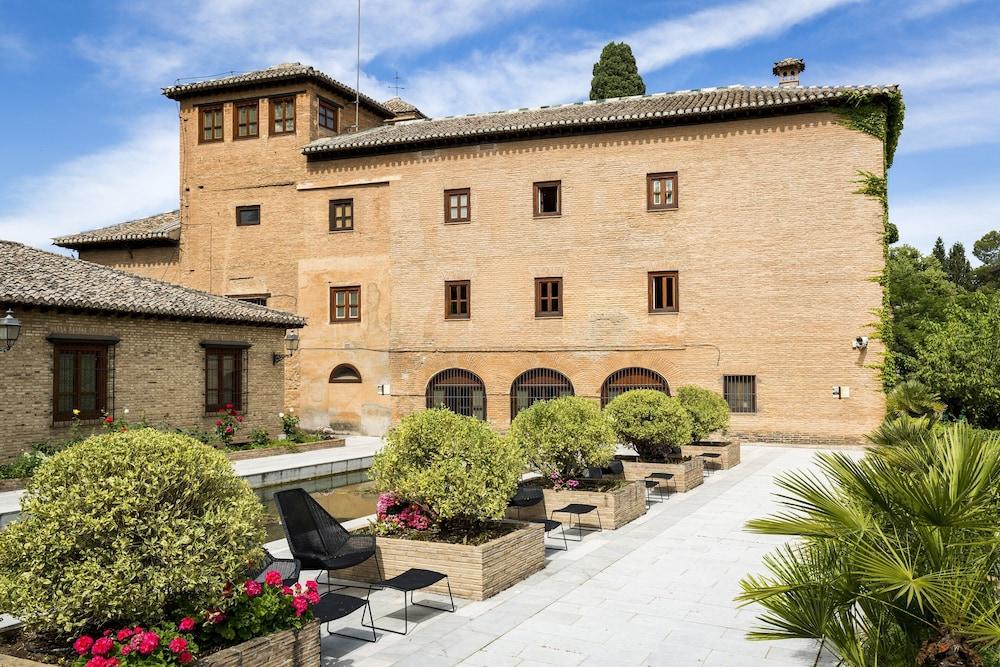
[215,420,223,427]
[178,616,196,632]
[205,609,227,624]
[305,580,319,593]
[264,570,283,586]
[244,579,262,597]
[179,651,194,665]
[116,628,133,642]
[120,645,132,656]
[169,637,188,654]
[102,629,113,637]
[281,585,293,596]
[225,426,234,435]
[306,590,320,605]
[91,637,114,657]
[292,595,309,617]
[236,415,244,422]
[105,660,119,667]
[225,403,233,409]
[73,636,95,655]
[104,416,114,424]
[85,657,106,667]
[138,631,159,656]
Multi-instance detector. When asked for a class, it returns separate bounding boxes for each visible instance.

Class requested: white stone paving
[311,445,846,666]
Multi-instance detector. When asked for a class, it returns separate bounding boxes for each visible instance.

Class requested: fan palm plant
[885,380,947,420]
[738,420,1000,666]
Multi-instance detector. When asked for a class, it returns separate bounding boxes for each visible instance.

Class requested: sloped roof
[0,241,304,328]
[383,97,425,115]
[162,63,393,117]
[304,84,899,158]
[53,210,181,249]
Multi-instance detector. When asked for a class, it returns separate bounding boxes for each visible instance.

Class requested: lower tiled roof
[0,241,304,328]
[53,210,181,249]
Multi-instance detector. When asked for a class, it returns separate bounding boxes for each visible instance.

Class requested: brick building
[55,60,899,444]
[0,240,304,460]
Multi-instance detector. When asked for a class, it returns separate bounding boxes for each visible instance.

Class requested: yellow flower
[72,409,80,416]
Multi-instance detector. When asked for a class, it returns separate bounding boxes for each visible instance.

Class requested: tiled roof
[304,84,899,158]
[383,97,423,114]
[0,241,304,328]
[162,63,393,117]
[53,210,181,249]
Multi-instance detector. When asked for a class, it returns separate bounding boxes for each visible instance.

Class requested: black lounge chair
[275,488,382,590]
[508,486,568,550]
[602,460,625,477]
[246,548,301,587]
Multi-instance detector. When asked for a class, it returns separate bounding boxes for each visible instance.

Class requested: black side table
[363,568,455,635]
[314,592,377,643]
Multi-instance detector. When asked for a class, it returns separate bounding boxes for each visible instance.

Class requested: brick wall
[0,309,289,461]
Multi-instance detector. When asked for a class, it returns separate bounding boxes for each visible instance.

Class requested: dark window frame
[329,363,362,383]
[270,96,296,135]
[444,188,471,224]
[230,294,269,306]
[329,198,354,232]
[426,368,487,419]
[318,97,340,131]
[724,375,758,414]
[445,280,471,320]
[600,367,670,407]
[509,368,574,419]
[199,104,224,143]
[236,205,261,227]
[52,342,110,422]
[648,271,679,313]
[233,100,260,139]
[533,180,562,217]
[535,277,563,318]
[647,172,679,211]
[204,347,244,413]
[330,285,361,323]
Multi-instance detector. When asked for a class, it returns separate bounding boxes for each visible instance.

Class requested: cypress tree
[590,42,646,100]
[943,242,973,289]
[931,237,947,265]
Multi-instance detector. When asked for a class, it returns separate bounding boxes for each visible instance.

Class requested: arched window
[600,367,670,407]
[426,369,486,419]
[510,368,574,419]
[329,364,362,383]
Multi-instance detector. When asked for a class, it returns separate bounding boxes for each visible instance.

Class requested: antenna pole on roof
[354,0,361,132]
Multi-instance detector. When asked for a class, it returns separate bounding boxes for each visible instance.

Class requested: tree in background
[973,230,1000,288]
[942,242,973,289]
[590,42,646,100]
[931,237,946,265]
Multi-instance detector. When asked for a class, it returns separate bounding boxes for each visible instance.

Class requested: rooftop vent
[772,58,805,88]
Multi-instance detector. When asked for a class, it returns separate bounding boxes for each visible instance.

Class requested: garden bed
[680,438,741,470]
[336,521,545,600]
[224,438,344,461]
[506,479,647,530]
[620,457,704,492]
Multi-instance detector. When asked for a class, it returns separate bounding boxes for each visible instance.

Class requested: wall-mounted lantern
[272,330,300,364]
[0,308,21,352]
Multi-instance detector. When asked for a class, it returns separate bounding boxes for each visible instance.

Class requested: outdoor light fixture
[272,330,300,364]
[0,308,21,352]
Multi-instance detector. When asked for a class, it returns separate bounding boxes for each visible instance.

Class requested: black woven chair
[246,549,301,587]
[275,488,382,590]
[508,487,568,551]
[602,460,625,477]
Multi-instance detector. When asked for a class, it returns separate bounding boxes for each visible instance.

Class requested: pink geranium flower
[179,651,194,665]
[169,637,188,654]
[91,637,114,657]
[292,595,309,616]
[178,616,196,632]
[244,579,262,597]
[73,636,94,655]
[305,580,318,593]
[264,570,283,586]
[116,628,133,642]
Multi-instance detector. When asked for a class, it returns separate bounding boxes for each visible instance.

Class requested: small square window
[200,105,224,143]
[724,375,757,413]
[330,286,361,322]
[234,101,259,139]
[647,172,678,210]
[445,280,470,319]
[533,181,561,217]
[271,96,296,135]
[648,271,679,313]
[318,98,339,131]
[329,199,354,231]
[236,205,260,226]
[535,277,562,317]
[444,188,471,223]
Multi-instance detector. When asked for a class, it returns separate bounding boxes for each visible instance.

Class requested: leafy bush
[509,396,615,479]
[213,405,243,447]
[885,379,947,420]
[676,385,730,441]
[71,622,198,666]
[194,577,319,649]
[0,450,46,480]
[370,408,524,524]
[604,390,692,461]
[279,408,302,441]
[0,430,265,636]
[248,428,271,449]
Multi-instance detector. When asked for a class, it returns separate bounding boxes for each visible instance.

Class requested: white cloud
[892,183,1000,253]
[0,114,178,252]
[0,32,32,64]
[902,0,976,19]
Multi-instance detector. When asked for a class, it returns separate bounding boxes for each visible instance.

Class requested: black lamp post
[272,330,300,364]
[0,308,21,352]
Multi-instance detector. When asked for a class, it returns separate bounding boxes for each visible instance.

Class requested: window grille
[425,368,486,419]
[723,375,757,413]
[510,368,574,419]
[600,367,669,407]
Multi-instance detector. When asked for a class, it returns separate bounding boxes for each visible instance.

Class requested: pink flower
[73,636,95,655]
[292,595,309,616]
[567,479,580,489]
[102,629,113,637]
[169,637,188,654]
[264,570,283,586]
[105,660,119,667]
[205,609,226,624]
[116,628,133,642]
[305,580,318,593]
[225,426,234,435]
[244,579,262,597]
[215,420,223,427]
[306,590,320,605]
[281,585,293,596]
[236,415,244,422]
[138,632,159,656]
[85,657,106,667]
[120,645,132,656]
[91,637,114,657]
[178,617,196,632]
[179,651,194,665]
[225,403,233,409]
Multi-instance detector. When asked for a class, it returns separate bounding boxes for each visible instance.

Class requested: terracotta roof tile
[53,210,180,249]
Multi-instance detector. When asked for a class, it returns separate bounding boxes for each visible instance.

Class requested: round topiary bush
[509,396,615,479]
[370,408,524,524]
[604,389,693,461]
[676,385,730,442]
[0,430,265,636]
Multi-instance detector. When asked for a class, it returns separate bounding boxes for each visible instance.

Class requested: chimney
[772,58,805,87]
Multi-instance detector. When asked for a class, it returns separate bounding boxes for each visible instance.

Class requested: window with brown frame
[200,105,224,143]
[329,364,362,383]
[234,100,259,138]
[724,374,757,413]
[330,286,361,322]
[648,271,679,313]
[445,280,470,319]
[329,199,354,231]
[271,96,295,134]
[53,342,109,421]
[205,347,243,413]
[444,188,470,223]
[236,205,260,226]
[647,172,678,210]
[318,97,339,131]
[533,181,561,217]
[535,277,562,317]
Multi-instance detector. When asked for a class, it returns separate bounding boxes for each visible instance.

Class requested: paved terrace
[277,445,844,666]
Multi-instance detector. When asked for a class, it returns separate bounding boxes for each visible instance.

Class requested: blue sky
[1,0,998,255]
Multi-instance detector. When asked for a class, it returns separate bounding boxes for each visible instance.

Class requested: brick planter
[621,458,704,493]
[681,438,741,470]
[224,439,344,462]
[506,480,647,530]
[336,522,545,601]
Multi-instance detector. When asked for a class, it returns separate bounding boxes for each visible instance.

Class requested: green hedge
[509,396,615,478]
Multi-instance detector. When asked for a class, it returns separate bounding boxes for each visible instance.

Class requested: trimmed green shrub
[509,396,615,478]
[370,408,523,523]
[0,430,265,636]
[604,389,692,461]
[677,385,730,442]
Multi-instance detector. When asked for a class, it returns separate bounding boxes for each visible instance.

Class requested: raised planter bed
[224,438,344,462]
[0,478,27,492]
[336,521,545,601]
[506,480,647,530]
[620,457,704,493]
[681,438,741,470]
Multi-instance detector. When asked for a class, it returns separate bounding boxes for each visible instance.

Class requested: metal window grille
[425,368,486,419]
[510,368,574,419]
[600,367,669,407]
[241,347,250,414]
[723,375,757,413]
